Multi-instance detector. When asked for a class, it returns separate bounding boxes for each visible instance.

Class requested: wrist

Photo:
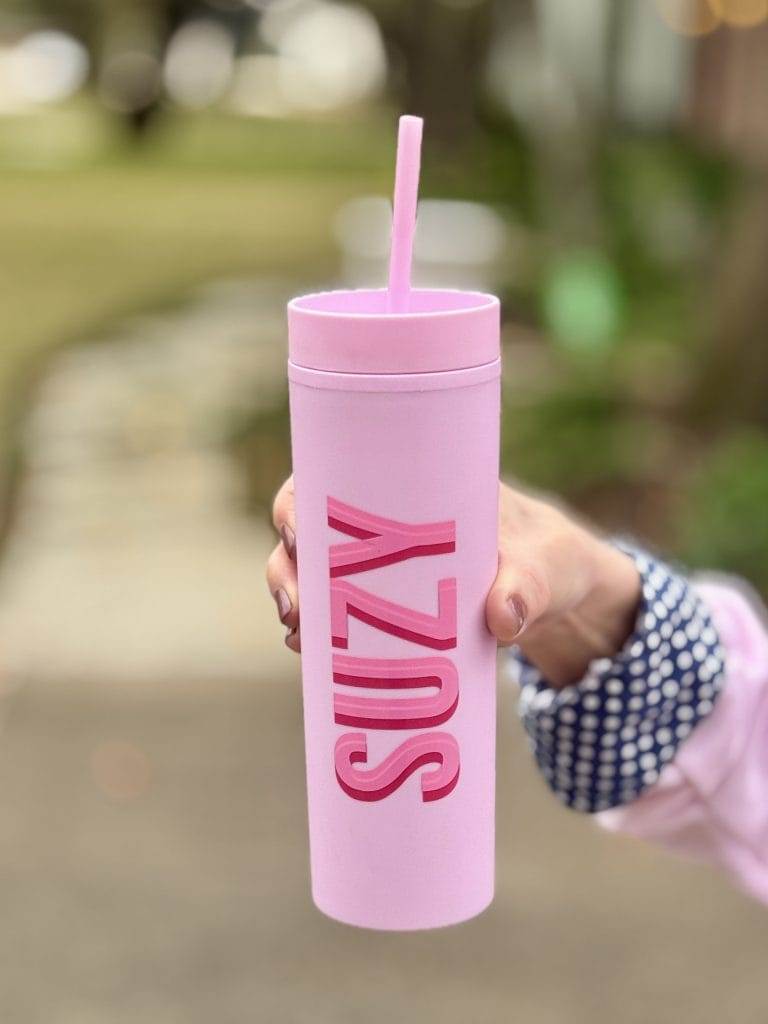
[518,537,641,687]
[517,546,725,813]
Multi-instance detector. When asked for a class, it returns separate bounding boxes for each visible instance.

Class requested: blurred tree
[98,0,166,133]
[689,24,768,429]
[364,0,502,150]
[676,431,768,589]
[4,0,97,49]
[694,173,768,429]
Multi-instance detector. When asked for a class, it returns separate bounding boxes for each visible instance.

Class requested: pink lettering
[328,497,455,577]
[333,655,459,729]
[334,732,460,802]
[330,578,457,650]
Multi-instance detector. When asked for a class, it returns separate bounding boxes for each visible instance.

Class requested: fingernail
[274,588,292,623]
[285,626,298,648]
[280,524,296,559]
[506,595,527,638]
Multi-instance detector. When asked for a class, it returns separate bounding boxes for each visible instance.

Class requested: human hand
[266,477,640,686]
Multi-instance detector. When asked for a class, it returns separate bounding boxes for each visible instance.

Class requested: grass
[0,100,390,506]
[1,166,355,374]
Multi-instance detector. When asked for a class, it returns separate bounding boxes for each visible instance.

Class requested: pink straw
[387,115,423,313]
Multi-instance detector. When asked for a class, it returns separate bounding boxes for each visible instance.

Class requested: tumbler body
[287,289,500,930]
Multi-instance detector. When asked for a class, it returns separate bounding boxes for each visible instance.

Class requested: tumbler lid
[288,117,499,374]
[287,287,499,375]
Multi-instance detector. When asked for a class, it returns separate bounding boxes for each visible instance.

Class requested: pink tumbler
[286,118,501,930]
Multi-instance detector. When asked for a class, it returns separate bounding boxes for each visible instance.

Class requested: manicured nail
[506,595,527,638]
[280,523,296,559]
[274,588,292,623]
[285,626,298,648]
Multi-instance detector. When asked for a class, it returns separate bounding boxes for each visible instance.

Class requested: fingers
[266,545,301,652]
[272,475,296,559]
[266,542,299,626]
[268,475,301,652]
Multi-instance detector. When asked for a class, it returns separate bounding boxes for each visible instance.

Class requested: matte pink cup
[287,286,500,930]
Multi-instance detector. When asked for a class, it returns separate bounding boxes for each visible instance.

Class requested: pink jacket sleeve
[598,579,768,905]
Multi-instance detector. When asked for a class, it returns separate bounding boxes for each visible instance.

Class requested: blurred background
[0,0,766,1020]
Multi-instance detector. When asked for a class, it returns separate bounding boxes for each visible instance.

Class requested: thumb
[485,554,552,645]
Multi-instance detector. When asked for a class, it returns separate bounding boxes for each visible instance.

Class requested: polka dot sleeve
[511,545,726,813]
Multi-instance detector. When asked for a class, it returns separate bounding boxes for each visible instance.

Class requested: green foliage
[501,383,651,496]
[675,431,768,592]
[227,393,291,520]
[601,135,735,344]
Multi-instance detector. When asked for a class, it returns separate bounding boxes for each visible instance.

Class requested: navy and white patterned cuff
[512,544,726,813]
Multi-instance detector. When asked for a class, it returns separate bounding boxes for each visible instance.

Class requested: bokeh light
[414,200,508,267]
[333,195,391,260]
[708,0,768,25]
[91,740,152,802]
[229,54,292,117]
[163,20,235,109]
[542,252,622,354]
[260,0,387,112]
[333,197,508,289]
[4,30,89,107]
[654,0,721,34]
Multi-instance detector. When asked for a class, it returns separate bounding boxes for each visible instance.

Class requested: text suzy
[328,498,460,803]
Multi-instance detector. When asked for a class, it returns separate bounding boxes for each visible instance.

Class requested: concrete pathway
[0,280,294,693]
